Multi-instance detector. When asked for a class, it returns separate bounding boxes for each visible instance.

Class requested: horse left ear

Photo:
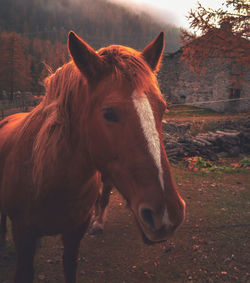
[141,32,165,73]
[68,31,104,82]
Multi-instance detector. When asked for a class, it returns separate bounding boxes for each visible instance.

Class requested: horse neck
[33,67,97,188]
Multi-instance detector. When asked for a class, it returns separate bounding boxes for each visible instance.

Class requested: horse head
[68,31,185,244]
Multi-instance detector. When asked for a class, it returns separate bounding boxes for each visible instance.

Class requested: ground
[0,164,249,283]
[1,107,249,282]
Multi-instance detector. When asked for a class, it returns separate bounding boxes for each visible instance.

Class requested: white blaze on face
[163,208,173,226]
[132,90,164,191]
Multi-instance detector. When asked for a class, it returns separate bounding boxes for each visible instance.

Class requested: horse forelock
[99,45,159,94]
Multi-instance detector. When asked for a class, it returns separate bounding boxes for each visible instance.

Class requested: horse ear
[68,31,103,81]
[141,32,165,72]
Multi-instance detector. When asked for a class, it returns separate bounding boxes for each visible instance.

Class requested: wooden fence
[0,98,41,120]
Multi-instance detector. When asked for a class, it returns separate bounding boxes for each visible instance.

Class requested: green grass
[164,105,221,118]
[174,156,250,177]
[239,157,250,168]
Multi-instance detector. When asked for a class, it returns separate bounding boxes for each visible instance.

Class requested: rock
[164,246,172,253]
[162,118,250,161]
[228,146,241,157]
[162,121,190,136]
[217,152,229,158]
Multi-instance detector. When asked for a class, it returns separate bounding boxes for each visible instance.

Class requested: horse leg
[90,180,113,234]
[12,223,38,283]
[62,216,91,283]
[0,213,7,244]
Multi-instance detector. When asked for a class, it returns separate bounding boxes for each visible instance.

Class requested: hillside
[0,0,181,97]
[0,0,180,51]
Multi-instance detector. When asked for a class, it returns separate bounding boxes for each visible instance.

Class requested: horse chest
[32,178,99,234]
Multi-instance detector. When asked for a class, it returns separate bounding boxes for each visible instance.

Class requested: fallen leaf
[221,271,227,274]
[230,163,241,168]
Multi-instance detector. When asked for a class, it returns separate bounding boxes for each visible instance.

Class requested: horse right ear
[141,32,164,73]
[68,31,104,82]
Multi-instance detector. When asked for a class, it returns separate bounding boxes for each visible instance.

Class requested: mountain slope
[0,0,180,51]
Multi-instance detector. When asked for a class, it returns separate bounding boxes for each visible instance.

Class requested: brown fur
[31,46,161,191]
[0,32,185,283]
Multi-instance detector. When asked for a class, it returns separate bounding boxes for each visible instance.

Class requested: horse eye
[102,107,119,122]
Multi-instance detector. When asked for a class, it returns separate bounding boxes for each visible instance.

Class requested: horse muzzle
[136,201,186,244]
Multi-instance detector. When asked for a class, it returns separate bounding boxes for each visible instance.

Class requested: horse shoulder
[0,113,28,170]
[0,113,30,210]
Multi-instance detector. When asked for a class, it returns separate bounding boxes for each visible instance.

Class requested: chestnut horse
[89,175,114,234]
[0,31,185,283]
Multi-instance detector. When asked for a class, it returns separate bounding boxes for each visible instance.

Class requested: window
[180,95,186,104]
[230,88,241,99]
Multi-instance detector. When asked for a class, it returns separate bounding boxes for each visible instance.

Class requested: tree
[0,32,32,102]
[181,0,250,73]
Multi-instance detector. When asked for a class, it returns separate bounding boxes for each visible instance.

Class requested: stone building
[158,32,250,112]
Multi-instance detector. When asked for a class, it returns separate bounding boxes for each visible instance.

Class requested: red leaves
[185,156,201,172]
[230,162,241,168]
[185,156,250,173]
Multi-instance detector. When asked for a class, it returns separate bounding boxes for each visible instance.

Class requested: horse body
[0,110,99,234]
[0,114,27,241]
[0,31,185,283]
[0,94,100,282]
[0,114,29,215]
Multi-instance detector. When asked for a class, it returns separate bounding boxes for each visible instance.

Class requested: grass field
[164,105,249,121]
[165,105,221,118]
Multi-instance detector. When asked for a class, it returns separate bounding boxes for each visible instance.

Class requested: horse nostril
[140,208,155,231]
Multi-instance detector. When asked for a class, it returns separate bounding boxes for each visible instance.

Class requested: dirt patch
[1,165,249,282]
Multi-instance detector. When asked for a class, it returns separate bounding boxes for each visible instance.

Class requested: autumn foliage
[0,32,30,101]
[185,156,250,173]
[0,0,181,101]
[0,31,68,99]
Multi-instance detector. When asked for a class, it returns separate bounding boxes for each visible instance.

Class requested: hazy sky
[111,0,226,28]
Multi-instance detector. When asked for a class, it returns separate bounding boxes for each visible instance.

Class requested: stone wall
[158,50,250,113]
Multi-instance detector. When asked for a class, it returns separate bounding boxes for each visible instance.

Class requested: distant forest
[0,0,181,96]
